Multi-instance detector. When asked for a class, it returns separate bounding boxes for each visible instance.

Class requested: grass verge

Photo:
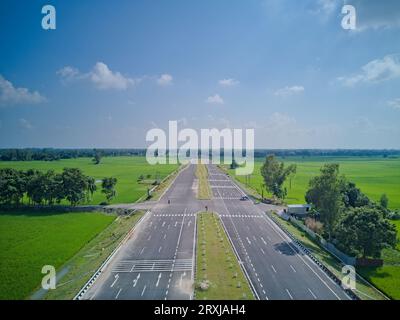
[195,213,254,300]
[196,164,212,200]
[42,211,145,300]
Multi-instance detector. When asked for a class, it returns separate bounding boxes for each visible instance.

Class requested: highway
[82,165,201,300]
[82,163,350,300]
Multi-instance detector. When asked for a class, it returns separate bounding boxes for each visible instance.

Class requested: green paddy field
[230,156,400,210]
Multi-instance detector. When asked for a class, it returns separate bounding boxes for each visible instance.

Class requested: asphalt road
[82,165,201,300]
[82,163,350,300]
[207,164,350,300]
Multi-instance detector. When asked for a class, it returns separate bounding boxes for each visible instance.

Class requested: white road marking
[286,289,293,300]
[158,246,162,253]
[110,274,119,287]
[132,273,140,287]
[271,265,277,273]
[147,235,151,241]
[141,285,147,296]
[115,288,122,299]
[290,265,296,273]
[156,272,162,287]
[163,233,167,240]
[308,288,317,299]
[162,221,166,227]
[246,237,251,245]
[260,248,265,255]
[140,247,145,255]
[260,237,267,245]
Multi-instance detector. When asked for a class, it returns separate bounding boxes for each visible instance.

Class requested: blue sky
[0,0,399,149]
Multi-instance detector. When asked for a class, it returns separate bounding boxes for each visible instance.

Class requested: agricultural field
[0,156,179,205]
[229,157,400,210]
[0,211,115,300]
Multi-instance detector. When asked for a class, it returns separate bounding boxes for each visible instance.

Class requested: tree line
[260,155,397,259]
[1,148,399,162]
[0,168,117,206]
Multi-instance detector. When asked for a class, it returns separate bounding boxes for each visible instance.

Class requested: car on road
[240,196,249,201]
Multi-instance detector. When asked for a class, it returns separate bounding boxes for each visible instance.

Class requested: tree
[61,168,88,205]
[92,149,102,165]
[334,207,397,258]
[0,168,25,205]
[260,154,296,200]
[380,194,389,209]
[305,164,343,240]
[101,177,117,203]
[86,176,97,202]
[341,181,370,208]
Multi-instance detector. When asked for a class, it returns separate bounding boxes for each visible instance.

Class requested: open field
[44,211,145,300]
[195,164,212,200]
[0,156,179,204]
[0,211,115,300]
[228,157,400,210]
[195,213,254,300]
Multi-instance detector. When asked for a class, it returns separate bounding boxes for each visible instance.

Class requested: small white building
[286,204,311,217]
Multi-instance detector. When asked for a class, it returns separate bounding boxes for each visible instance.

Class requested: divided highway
[82,163,351,300]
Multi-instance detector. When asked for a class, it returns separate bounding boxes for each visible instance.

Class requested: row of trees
[0,168,117,206]
[260,155,397,259]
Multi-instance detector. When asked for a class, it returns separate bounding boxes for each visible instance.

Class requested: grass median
[195,212,254,300]
[196,164,212,200]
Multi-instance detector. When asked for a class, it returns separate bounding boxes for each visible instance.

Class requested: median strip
[195,212,254,300]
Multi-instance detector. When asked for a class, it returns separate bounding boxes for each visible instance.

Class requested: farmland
[229,156,400,210]
[0,156,179,205]
[0,211,115,300]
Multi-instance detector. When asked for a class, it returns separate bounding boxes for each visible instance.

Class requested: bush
[305,217,324,234]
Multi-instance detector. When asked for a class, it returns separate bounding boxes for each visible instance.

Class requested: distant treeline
[0,148,399,161]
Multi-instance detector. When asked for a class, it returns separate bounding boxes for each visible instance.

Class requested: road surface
[82,163,350,300]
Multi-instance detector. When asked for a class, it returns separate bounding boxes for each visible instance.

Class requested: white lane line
[110,274,119,288]
[158,246,162,253]
[141,285,147,296]
[132,273,140,287]
[246,237,251,245]
[115,288,122,299]
[147,235,151,241]
[163,233,167,240]
[260,237,267,245]
[271,265,277,273]
[290,265,296,273]
[162,221,166,227]
[174,221,178,227]
[286,289,294,300]
[156,272,161,287]
[260,214,343,300]
[308,288,317,299]
[140,247,145,255]
[260,248,265,255]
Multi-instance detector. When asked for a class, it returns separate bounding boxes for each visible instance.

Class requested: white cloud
[274,85,304,96]
[388,98,400,109]
[338,54,400,86]
[205,94,224,105]
[157,74,173,86]
[19,118,33,129]
[57,62,137,90]
[0,75,46,106]
[90,62,136,90]
[56,66,80,81]
[219,78,239,87]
